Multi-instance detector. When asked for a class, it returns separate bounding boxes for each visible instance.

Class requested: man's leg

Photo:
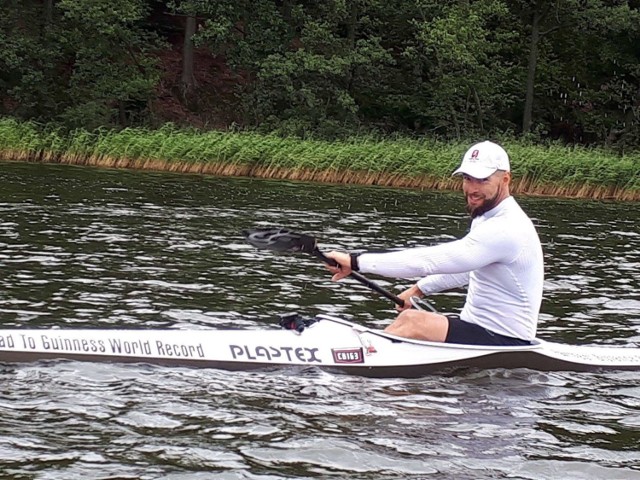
[383,309,450,342]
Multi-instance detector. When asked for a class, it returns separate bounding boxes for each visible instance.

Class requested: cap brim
[452,164,498,179]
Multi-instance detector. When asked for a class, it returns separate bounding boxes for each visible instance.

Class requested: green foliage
[0,0,638,149]
[515,0,640,150]
[1,0,164,129]
[188,0,396,137]
[397,0,519,137]
[55,0,165,128]
[1,118,638,195]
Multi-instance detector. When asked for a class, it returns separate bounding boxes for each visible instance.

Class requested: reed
[0,117,638,200]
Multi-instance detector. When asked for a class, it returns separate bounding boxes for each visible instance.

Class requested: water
[0,162,638,479]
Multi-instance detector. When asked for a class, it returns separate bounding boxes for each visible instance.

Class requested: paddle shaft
[311,249,406,307]
[243,227,437,312]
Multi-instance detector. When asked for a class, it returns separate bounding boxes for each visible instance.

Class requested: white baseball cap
[452,141,510,179]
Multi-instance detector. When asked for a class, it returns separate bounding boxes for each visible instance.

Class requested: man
[325,141,544,346]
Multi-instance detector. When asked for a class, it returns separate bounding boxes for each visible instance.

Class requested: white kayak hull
[1,315,639,377]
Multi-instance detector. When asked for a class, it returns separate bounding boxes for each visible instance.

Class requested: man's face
[462,171,509,218]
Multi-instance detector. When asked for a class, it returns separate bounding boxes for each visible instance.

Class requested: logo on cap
[470,150,479,161]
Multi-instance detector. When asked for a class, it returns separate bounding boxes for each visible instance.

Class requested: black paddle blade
[243,228,317,253]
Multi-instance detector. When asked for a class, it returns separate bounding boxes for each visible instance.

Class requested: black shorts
[445,315,531,346]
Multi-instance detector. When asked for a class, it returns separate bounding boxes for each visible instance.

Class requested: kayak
[1,314,639,377]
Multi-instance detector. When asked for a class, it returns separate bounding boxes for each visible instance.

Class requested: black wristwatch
[350,252,361,272]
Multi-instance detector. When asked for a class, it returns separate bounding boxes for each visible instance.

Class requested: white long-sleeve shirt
[358,196,544,340]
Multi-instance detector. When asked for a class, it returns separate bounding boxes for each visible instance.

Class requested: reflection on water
[0,162,638,479]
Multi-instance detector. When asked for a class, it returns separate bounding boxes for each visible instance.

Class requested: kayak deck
[0,315,639,377]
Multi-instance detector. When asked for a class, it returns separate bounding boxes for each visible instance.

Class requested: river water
[0,161,638,479]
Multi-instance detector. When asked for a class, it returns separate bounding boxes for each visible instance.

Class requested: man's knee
[390,310,449,342]
[396,309,424,324]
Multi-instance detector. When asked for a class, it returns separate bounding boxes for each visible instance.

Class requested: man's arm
[357,222,519,279]
[417,272,470,294]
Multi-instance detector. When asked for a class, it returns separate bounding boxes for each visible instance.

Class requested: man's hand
[396,284,424,311]
[324,251,352,281]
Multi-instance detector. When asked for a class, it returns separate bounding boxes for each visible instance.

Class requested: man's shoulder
[476,197,536,235]
[495,196,529,218]
[479,196,519,221]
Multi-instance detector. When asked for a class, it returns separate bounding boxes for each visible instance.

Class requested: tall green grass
[0,117,638,198]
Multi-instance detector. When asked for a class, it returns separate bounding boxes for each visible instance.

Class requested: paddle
[243,227,437,313]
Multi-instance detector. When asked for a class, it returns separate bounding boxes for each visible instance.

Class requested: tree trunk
[345,1,358,91]
[181,15,197,99]
[119,101,127,126]
[522,9,542,134]
[450,104,461,139]
[43,0,53,25]
[473,87,484,132]
[279,0,293,27]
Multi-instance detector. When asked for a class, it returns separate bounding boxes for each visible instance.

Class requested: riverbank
[0,118,638,201]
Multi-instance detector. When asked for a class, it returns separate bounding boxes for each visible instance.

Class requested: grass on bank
[0,117,638,200]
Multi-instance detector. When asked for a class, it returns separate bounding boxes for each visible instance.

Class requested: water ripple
[0,163,638,479]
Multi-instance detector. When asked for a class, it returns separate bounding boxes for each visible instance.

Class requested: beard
[465,189,501,218]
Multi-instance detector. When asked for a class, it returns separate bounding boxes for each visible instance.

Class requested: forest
[2,0,639,151]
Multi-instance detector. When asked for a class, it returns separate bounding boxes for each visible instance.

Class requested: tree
[182,0,394,136]
[0,0,637,148]
[55,0,165,128]
[0,0,164,128]
[514,0,640,144]
[394,0,519,137]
